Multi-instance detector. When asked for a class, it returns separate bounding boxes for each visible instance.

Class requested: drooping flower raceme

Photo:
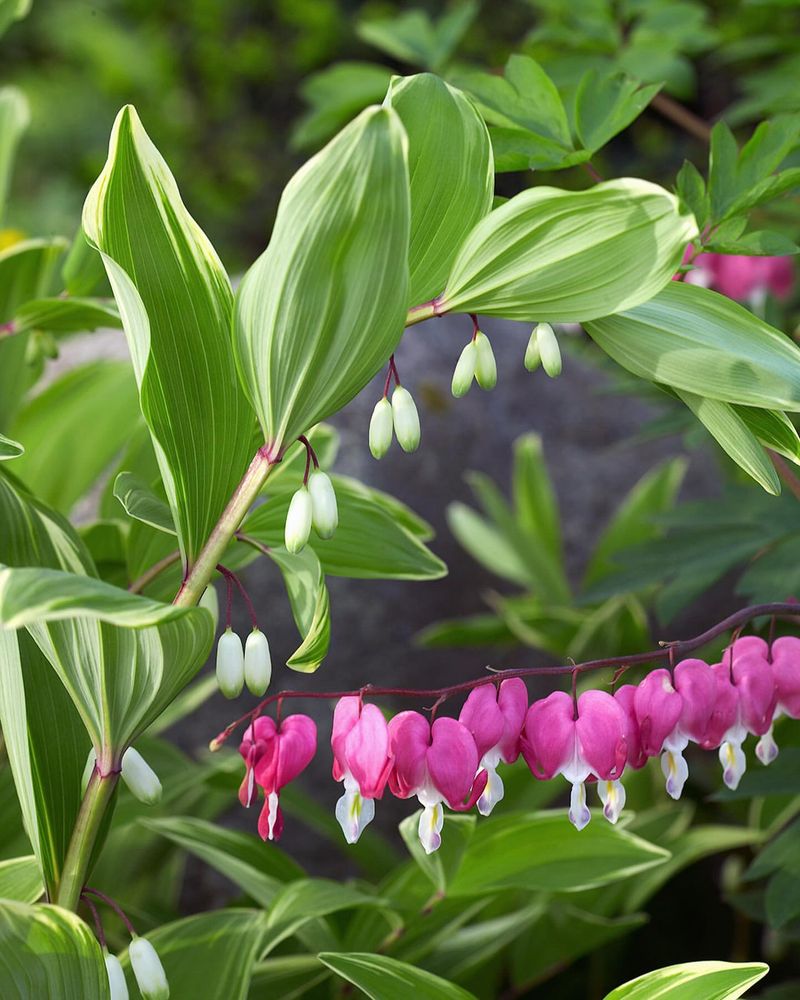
[521,690,627,830]
[238,714,317,841]
[458,679,527,816]
[331,697,392,843]
[388,712,487,854]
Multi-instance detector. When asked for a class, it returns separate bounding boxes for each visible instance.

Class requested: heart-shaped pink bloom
[387,711,430,799]
[729,639,777,737]
[496,678,529,764]
[634,668,683,756]
[332,698,391,799]
[238,716,277,807]
[520,691,574,780]
[459,684,505,759]
[576,690,627,781]
[771,636,800,718]
[614,685,646,769]
[701,665,739,749]
[251,714,317,842]
[673,658,718,744]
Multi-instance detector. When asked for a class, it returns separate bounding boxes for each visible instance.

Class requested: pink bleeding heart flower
[679,247,794,303]
[771,636,800,719]
[458,679,528,815]
[711,638,778,788]
[251,714,317,841]
[614,684,647,770]
[521,690,627,830]
[331,697,392,844]
[238,716,276,808]
[388,711,487,854]
[633,668,683,759]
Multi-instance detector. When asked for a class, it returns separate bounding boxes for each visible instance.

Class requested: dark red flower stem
[298,434,319,484]
[470,314,480,342]
[80,892,107,950]
[216,564,259,630]
[83,887,137,938]
[210,601,800,749]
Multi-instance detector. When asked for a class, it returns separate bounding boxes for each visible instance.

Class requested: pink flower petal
[634,668,682,756]
[497,678,528,763]
[388,711,430,799]
[345,703,392,799]
[331,697,360,782]
[576,689,626,780]
[427,717,480,809]
[771,635,800,718]
[674,658,717,743]
[521,691,575,780]
[459,684,505,759]
[614,684,646,769]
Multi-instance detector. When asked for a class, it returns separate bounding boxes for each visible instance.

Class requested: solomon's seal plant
[3,4,800,994]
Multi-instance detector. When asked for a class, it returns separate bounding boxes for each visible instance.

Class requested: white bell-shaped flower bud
[121,747,162,806]
[391,386,420,453]
[368,397,393,459]
[198,585,219,628]
[244,628,272,696]
[81,749,96,794]
[451,341,477,398]
[129,937,169,1000]
[215,627,244,699]
[104,951,129,1000]
[535,322,562,377]
[524,327,541,371]
[308,469,338,539]
[285,486,313,554]
[474,331,497,390]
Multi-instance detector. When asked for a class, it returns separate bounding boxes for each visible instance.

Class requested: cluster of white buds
[216,626,272,699]
[451,329,497,397]
[369,386,421,458]
[525,322,562,377]
[285,468,338,554]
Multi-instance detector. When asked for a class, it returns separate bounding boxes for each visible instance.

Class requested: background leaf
[604,960,768,999]
[318,951,478,1000]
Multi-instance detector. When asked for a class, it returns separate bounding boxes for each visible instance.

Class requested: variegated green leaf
[10,296,121,336]
[265,547,330,672]
[388,73,493,305]
[113,470,176,534]
[0,856,42,903]
[83,105,257,565]
[0,432,22,459]
[441,178,697,322]
[604,960,768,999]
[0,900,109,999]
[586,282,800,411]
[234,105,410,455]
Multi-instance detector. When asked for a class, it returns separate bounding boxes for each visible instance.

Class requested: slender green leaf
[446,810,670,896]
[676,389,780,494]
[0,856,42,903]
[0,900,109,999]
[10,361,140,513]
[264,547,331,672]
[0,87,28,222]
[388,73,493,305]
[737,407,800,466]
[113,470,176,534]
[83,105,256,564]
[11,296,121,336]
[120,910,265,1000]
[0,432,22,460]
[443,179,697,322]
[511,433,562,563]
[234,105,409,455]
[604,960,768,999]
[586,282,800,411]
[319,952,478,1000]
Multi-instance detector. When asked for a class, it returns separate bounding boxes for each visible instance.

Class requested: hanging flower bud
[285,486,313,554]
[451,341,477,398]
[128,936,169,1000]
[216,627,244,699]
[244,628,272,696]
[104,951,129,1000]
[391,386,421,453]
[524,327,541,372]
[308,469,338,539]
[369,397,393,459]
[536,322,562,377]
[473,331,497,390]
[198,584,219,628]
[121,747,162,805]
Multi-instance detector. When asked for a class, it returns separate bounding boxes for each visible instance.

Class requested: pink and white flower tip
[331,697,392,843]
[238,714,317,841]
[459,679,527,816]
[389,712,487,854]
[522,689,627,831]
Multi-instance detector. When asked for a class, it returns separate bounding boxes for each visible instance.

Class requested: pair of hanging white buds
[369,386,420,458]
[284,468,338,555]
[525,322,562,377]
[216,627,272,699]
[104,936,169,999]
[82,747,162,806]
[451,329,497,397]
